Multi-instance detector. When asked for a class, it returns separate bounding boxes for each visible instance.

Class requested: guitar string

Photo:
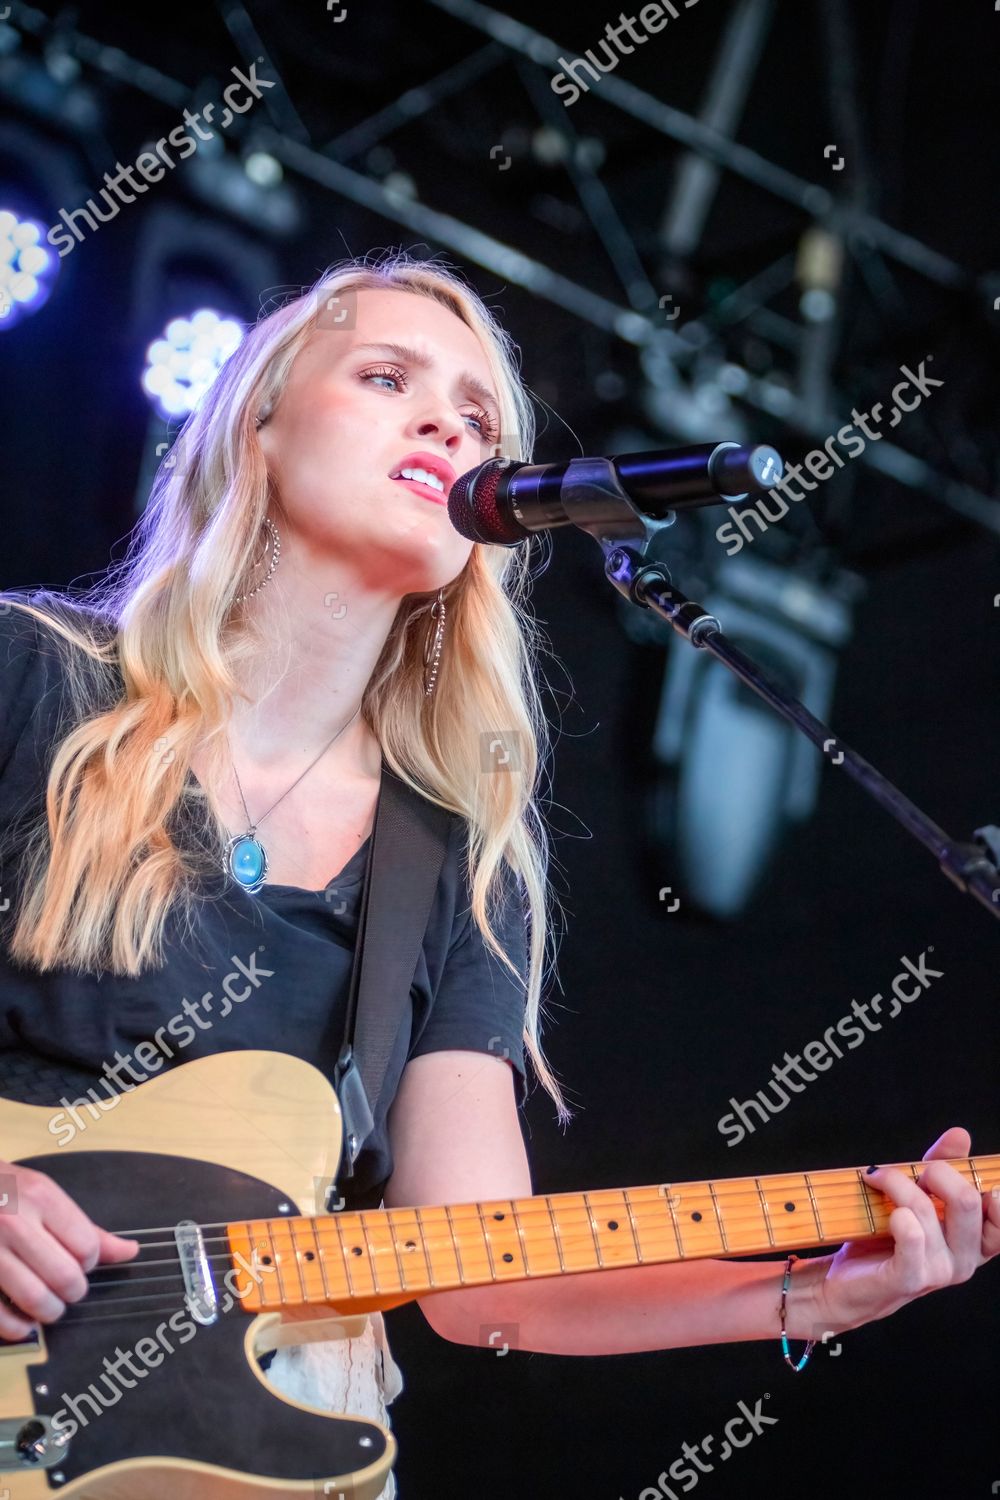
[1,1169,990,1323]
[103,1161,1000,1241]
[20,1187,992,1322]
[86,1172,1000,1276]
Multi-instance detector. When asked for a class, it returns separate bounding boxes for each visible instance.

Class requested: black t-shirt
[0,595,529,1210]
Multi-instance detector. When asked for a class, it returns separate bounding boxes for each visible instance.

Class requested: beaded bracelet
[780,1253,816,1371]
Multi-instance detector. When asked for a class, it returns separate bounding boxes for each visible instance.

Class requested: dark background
[1,1,998,1497]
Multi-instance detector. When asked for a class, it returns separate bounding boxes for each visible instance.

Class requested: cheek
[271,409,364,501]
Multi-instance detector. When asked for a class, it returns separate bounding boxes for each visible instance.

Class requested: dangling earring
[423,588,446,697]
[233,517,281,604]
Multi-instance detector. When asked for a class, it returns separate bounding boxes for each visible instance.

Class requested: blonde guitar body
[0,1050,395,1499]
[2,1049,994,1498]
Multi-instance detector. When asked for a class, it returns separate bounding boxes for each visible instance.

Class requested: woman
[0,250,996,1498]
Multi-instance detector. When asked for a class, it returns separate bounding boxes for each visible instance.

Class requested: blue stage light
[141,307,244,419]
[0,209,58,330]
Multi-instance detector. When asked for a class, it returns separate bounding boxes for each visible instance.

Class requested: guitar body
[0,1050,396,1498]
[2,1049,992,1497]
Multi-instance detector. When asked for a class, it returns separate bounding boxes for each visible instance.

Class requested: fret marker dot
[691,1211,702,1222]
[608,1220,619,1231]
[351,1246,363,1256]
[502,1252,514,1263]
[493,1211,505,1220]
[784,1202,796,1213]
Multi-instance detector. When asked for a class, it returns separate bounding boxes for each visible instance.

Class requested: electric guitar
[0,1050,993,1497]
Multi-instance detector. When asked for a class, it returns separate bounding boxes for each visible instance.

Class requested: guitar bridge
[175,1218,218,1325]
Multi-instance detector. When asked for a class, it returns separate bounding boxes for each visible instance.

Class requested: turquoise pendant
[225,831,268,895]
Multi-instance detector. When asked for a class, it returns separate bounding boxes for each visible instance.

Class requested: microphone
[448,441,783,546]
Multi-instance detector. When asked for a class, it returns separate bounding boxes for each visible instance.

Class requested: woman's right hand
[0,1160,140,1341]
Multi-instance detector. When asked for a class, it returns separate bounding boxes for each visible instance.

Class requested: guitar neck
[229,1153,1000,1313]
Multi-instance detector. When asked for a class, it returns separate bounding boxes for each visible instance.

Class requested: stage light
[141,307,244,419]
[643,548,863,918]
[244,152,283,187]
[0,208,58,329]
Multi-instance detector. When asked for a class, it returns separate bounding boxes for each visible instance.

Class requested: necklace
[223,704,363,895]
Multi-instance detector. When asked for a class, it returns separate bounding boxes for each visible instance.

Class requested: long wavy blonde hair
[2,249,572,1124]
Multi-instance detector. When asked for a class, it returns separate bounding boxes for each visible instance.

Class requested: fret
[225,1224,262,1310]
[414,1206,436,1290]
[312,1215,336,1304]
[907,1163,921,1186]
[660,1185,686,1259]
[804,1173,824,1240]
[331,1213,355,1298]
[621,1189,643,1264]
[707,1180,728,1253]
[385,1209,410,1292]
[444,1203,466,1286]
[265,1217,299,1306]
[755,1178,775,1248]
[290,1216,326,1304]
[856,1170,876,1234]
[969,1157,983,1192]
[546,1195,567,1273]
[582,1192,605,1268]
[364,1212,383,1296]
[511,1200,528,1274]
[481,1199,528,1277]
[422,1205,460,1285]
[475,1201,498,1281]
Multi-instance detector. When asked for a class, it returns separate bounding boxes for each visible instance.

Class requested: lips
[388,450,457,501]
[392,476,449,506]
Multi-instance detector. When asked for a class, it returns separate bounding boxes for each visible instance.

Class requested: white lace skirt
[265,1311,404,1500]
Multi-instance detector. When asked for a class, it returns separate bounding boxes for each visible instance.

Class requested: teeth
[395,466,445,493]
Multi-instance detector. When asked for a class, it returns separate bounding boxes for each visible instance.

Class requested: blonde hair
[1,249,572,1124]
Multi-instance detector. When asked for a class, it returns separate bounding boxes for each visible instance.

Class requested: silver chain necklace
[223,704,363,895]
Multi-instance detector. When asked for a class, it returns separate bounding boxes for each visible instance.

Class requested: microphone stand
[561,455,1000,922]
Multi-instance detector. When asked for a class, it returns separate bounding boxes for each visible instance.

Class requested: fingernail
[866,1164,879,1175]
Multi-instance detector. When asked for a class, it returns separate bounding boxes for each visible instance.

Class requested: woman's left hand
[812,1126,1000,1336]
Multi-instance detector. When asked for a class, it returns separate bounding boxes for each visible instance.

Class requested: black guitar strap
[332,754,453,1195]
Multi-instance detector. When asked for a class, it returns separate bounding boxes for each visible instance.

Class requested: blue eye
[361,366,403,390]
[360,364,499,442]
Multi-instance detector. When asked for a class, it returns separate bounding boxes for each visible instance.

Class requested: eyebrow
[349,341,500,417]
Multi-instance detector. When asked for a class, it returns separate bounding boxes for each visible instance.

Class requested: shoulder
[0,591,116,776]
[0,593,59,739]
[0,590,115,661]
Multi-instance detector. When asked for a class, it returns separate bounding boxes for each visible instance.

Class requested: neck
[228,542,398,774]
[227,1152,1000,1317]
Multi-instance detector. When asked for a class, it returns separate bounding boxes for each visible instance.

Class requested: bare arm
[383,1050,831,1352]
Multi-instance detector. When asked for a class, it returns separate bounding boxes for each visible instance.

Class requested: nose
[407,394,466,453]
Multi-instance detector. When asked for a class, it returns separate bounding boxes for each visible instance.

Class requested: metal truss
[2,0,997,534]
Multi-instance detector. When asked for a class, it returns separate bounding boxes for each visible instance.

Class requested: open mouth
[390,474,449,506]
[388,453,456,504]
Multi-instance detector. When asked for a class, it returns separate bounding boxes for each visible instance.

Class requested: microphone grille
[447,460,520,545]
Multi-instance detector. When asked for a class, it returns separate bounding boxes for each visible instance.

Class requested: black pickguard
[11,1150,387,1490]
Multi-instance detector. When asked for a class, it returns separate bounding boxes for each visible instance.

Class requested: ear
[255,411,275,459]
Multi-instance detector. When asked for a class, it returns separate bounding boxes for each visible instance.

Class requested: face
[257,286,503,599]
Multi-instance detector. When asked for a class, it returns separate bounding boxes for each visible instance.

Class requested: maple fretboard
[228,1153,999,1314]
